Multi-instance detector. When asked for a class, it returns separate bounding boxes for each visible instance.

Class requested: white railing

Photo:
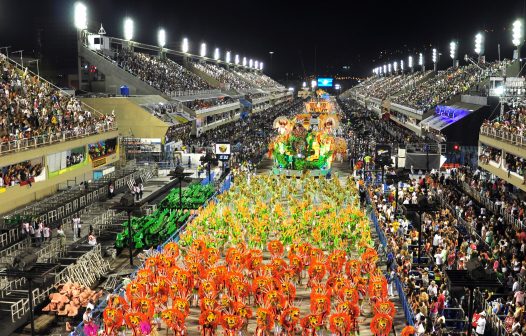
[170,89,221,98]
[0,123,117,157]
[480,125,526,147]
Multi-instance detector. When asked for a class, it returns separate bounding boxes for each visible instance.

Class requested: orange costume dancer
[300,314,323,336]
[233,302,253,334]
[102,307,123,336]
[310,294,331,321]
[329,313,352,336]
[401,325,416,336]
[255,307,275,336]
[336,301,360,332]
[124,312,149,336]
[220,314,243,336]
[198,310,221,336]
[370,313,393,336]
[161,309,187,336]
[279,307,301,336]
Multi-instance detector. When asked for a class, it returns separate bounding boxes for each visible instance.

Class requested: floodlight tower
[214,47,220,62]
[388,63,392,75]
[512,19,523,60]
[74,2,87,91]
[158,28,166,58]
[393,61,398,74]
[474,32,484,62]
[432,48,438,72]
[123,17,134,50]
[200,43,207,58]
[450,41,458,67]
[408,55,414,73]
[418,52,424,72]
[383,64,387,76]
[400,60,404,73]
[259,62,264,71]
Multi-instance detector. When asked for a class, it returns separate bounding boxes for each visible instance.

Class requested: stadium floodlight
[200,43,207,57]
[235,54,240,65]
[474,33,483,55]
[449,41,457,60]
[242,57,247,67]
[249,59,253,68]
[225,51,231,63]
[182,38,189,53]
[158,29,166,48]
[378,66,382,75]
[255,60,259,69]
[513,19,523,47]
[311,80,317,88]
[214,47,220,60]
[400,60,404,71]
[74,2,88,30]
[259,62,263,71]
[408,55,413,69]
[124,18,134,41]
[387,63,392,74]
[432,48,437,63]
[383,64,387,74]
[393,61,398,73]
[302,81,307,88]
[418,53,423,66]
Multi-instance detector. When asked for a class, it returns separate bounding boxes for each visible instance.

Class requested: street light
[182,38,189,53]
[200,43,207,57]
[235,54,240,65]
[450,41,457,66]
[74,2,87,30]
[158,28,166,48]
[123,18,134,41]
[225,51,231,63]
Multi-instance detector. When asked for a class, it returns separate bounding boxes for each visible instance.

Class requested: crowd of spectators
[114,50,212,94]
[0,161,43,188]
[66,153,84,167]
[353,71,432,100]
[192,62,252,90]
[482,105,526,142]
[184,98,304,164]
[0,54,114,147]
[392,62,505,111]
[184,96,235,111]
[233,70,281,88]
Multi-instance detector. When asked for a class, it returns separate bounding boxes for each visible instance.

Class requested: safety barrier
[480,126,526,147]
[367,192,415,325]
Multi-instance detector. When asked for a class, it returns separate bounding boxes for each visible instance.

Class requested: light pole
[269,51,274,75]
[418,52,424,72]
[0,46,11,57]
[158,28,166,57]
[11,50,24,67]
[27,59,40,80]
[408,55,414,73]
[432,48,438,72]
[74,2,87,91]
[512,19,523,60]
[450,41,458,67]
[474,32,484,62]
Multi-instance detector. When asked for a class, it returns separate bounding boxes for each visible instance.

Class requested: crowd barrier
[480,126,526,147]
[72,173,233,335]
[0,124,117,157]
[367,192,415,326]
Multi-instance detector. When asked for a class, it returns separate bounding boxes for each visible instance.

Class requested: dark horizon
[0,0,525,85]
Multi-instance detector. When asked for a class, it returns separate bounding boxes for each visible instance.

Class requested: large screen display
[317,77,334,87]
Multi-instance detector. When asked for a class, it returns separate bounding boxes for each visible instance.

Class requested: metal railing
[480,125,526,148]
[0,123,117,157]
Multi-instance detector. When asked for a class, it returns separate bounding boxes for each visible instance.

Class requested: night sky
[0,0,525,84]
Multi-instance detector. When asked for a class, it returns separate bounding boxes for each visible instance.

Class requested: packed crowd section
[0,161,43,188]
[0,55,114,147]
[233,70,281,88]
[114,50,212,94]
[482,105,526,142]
[192,62,252,90]
[354,71,432,100]
[184,96,235,111]
[392,62,505,111]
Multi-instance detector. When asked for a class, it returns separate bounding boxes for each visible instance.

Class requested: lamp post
[74,2,87,91]
[27,59,39,80]
[168,166,193,209]
[11,50,24,67]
